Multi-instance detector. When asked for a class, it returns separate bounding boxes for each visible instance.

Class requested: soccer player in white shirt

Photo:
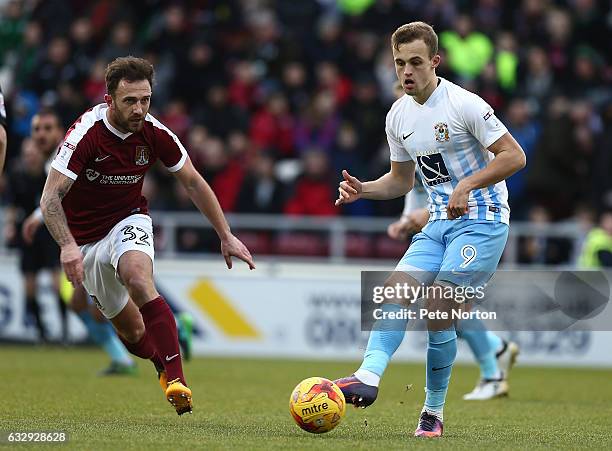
[334,22,525,437]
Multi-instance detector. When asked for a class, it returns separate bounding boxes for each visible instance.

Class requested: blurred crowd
[0,0,610,259]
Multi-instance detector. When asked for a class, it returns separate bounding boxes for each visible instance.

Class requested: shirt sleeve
[386,109,412,162]
[51,130,96,180]
[461,93,508,149]
[0,85,7,128]
[150,117,187,172]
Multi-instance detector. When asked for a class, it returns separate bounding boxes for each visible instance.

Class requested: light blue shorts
[395,219,509,288]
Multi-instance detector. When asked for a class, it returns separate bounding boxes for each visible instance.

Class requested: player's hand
[221,234,256,270]
[22,213,43,245]
[387,209,429,241]
[61,242,84,286]
[387,218,412,241]
[335,170,362,206]
[447,180,471,219]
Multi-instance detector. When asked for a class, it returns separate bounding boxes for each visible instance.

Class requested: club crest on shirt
[135,146,150,165]
[434,122,450,142]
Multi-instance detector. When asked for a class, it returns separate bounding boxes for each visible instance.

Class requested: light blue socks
[357,304,408,382]
[424,327,457,414]
[456,317,502,379]
[78,310,133,365]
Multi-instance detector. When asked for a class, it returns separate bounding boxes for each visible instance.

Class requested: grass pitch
[4,345,612,450]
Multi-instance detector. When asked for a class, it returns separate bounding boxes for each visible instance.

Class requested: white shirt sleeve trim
[50,161,78,180]
[166,153,187,172]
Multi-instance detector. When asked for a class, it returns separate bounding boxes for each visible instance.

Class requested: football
[289,377,346,434]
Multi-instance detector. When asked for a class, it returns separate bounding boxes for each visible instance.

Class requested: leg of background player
[456,317,501,380]
[24,272,47,342]
[51,269,68,344]
[70,284,136,374]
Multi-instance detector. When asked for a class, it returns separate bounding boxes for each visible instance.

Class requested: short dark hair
[33,107,62,128]
[391,21,438,58]
[105,56,154,96]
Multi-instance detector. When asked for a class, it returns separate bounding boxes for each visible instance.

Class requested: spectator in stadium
[99,21,138,63]
[519,46,554,116]
[284,148,337,216]
[199,84,249,139]
[69,17,97,81]
[198,136,245,212]
[504,98,540,219]
[39,56,254,415]
[28,36,78,98]
[518,205,571,265]
[342,73,386,163]
[527,95,577,219]
[236,152,285,214]
[0,0,26,66]
[579,209,612,268]
[280,61,311,115]
[294,90,341,154]
[13,21,43,89]
[249,92,295,158]
[439,14,493,80]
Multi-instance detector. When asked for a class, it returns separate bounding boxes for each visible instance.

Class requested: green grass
[3,345,612,450]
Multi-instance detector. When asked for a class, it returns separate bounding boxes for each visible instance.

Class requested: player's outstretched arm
[40,168,83,285]
[335,161,415,206]
[172,158,255,270]
[447,132,526,219]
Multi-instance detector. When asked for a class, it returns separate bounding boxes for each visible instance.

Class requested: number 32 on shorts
[459,244,477,268]
[120,225,150,246]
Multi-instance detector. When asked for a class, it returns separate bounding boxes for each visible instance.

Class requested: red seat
[274,232,329,256]
[345,233,372,258]
[374,235,408,259]
[235,231,272,255]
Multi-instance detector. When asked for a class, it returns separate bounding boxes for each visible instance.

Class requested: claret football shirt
[51,104,187,244]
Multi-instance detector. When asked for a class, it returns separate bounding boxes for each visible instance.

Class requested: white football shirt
[386,77,509,224]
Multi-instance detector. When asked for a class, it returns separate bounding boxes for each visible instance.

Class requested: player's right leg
[335,229,444,408]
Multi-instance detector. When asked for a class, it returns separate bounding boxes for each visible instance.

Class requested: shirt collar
[102,106,133,140]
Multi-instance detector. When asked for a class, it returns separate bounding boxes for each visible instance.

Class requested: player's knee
[123,273,154,299]
[119,320,145,343]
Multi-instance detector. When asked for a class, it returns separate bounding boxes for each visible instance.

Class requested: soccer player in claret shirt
[40,56,255,415]
[334,22,525,436]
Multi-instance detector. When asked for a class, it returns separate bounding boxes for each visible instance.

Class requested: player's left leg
[116,250,192,415]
